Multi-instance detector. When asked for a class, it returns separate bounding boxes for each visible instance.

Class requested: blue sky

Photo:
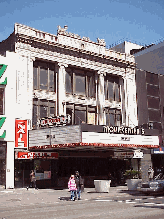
[0,0,164,47]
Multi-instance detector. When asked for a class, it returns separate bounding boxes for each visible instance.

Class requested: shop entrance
[15,160,33,188]
[14,159,58,188]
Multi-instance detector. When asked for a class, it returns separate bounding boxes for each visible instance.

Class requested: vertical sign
[15,120,27,148]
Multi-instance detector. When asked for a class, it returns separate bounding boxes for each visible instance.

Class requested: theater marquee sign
[103,126,145,135]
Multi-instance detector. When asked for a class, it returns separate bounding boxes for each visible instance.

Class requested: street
[0,187,164,218]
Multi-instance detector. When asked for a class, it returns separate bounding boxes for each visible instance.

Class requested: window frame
[65,68,95,98]
[33,61,56,92]
[104,75,120,102]
[32,99,56,129]
[105,109,122,126]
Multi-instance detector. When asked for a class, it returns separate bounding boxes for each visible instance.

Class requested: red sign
[15,120,27,148]
[16,151,58,159]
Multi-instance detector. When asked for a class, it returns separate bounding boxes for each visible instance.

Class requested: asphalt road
[0,189,164,219]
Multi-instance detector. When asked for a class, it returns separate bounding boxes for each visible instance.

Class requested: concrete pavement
[0,186,141,208]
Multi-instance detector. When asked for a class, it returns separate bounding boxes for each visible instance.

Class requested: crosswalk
[93,196,164,207]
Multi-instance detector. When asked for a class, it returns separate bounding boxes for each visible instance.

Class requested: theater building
[0,23,159,188]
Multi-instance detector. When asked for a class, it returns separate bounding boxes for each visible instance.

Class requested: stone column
[140,150,152,182]
[97,71,105,125]
[123,68,138,127]
[57,63,68,116]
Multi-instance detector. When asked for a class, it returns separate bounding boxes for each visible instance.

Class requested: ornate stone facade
[0,23,138,128]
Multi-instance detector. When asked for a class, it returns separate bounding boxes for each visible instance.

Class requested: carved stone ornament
[97,38,106,47]
[57,25,68,34]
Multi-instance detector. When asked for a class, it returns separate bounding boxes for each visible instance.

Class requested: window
[88,107,96,125]
[33,67,37,89]
[146,72,158,85]
[65,69,73,94]
[49,64,55,92]
[32,99,56,129]
[147,97,160,109]
[32,104,38,129]
[40,62,48,90]
[33,61,56,92]
[105,109,121,126]
[104,75,120,102]
[65,68,95,98]
[49,100,56,117]
[147,84,159,97]
[75,73,85,96]
[75,105,86,124]
[148,109,161,122]
[87,73,95,97]
[0,88,5,115]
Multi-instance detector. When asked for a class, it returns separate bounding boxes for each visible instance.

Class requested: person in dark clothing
[74,171,84,200]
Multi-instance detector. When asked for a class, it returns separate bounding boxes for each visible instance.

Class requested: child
[68,175,77,201]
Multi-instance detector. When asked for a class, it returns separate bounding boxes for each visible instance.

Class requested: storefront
[15,151,58,188]
[152,147,164,175]
[25,124,159,188]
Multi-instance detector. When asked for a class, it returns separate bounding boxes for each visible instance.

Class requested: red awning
[29,142,160,150]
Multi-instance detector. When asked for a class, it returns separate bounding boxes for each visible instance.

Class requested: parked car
[137,173,164,194]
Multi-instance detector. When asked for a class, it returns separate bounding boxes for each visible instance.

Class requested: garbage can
[94,180,111,193]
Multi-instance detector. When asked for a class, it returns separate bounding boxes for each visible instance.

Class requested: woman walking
[68,175,77,201]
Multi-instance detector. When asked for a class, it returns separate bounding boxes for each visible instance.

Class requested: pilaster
[97,71,106,125]
[57,62,68,116]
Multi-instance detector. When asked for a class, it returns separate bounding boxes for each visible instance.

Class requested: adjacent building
[112,40,164,174]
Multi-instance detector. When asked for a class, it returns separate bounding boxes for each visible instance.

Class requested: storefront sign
[103,126,145,135]
[38,115,71,128]
[15,120,27,148]
[82,132,159,146]
[153,147,164,154]
[16,151,58,159]
[133,150,143,158]
[113,152,134,158]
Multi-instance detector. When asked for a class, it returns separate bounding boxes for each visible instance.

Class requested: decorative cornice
[15,31,135,67]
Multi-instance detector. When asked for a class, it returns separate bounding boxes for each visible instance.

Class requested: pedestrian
[75,171,84,200]
[27,170,37,190]
[68,175,77,201]
[148,166,154,181]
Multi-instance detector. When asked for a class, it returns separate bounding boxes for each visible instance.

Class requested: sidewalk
[0,186,140,208]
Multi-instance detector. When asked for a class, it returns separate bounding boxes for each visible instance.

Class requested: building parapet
[14,23,135,65]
